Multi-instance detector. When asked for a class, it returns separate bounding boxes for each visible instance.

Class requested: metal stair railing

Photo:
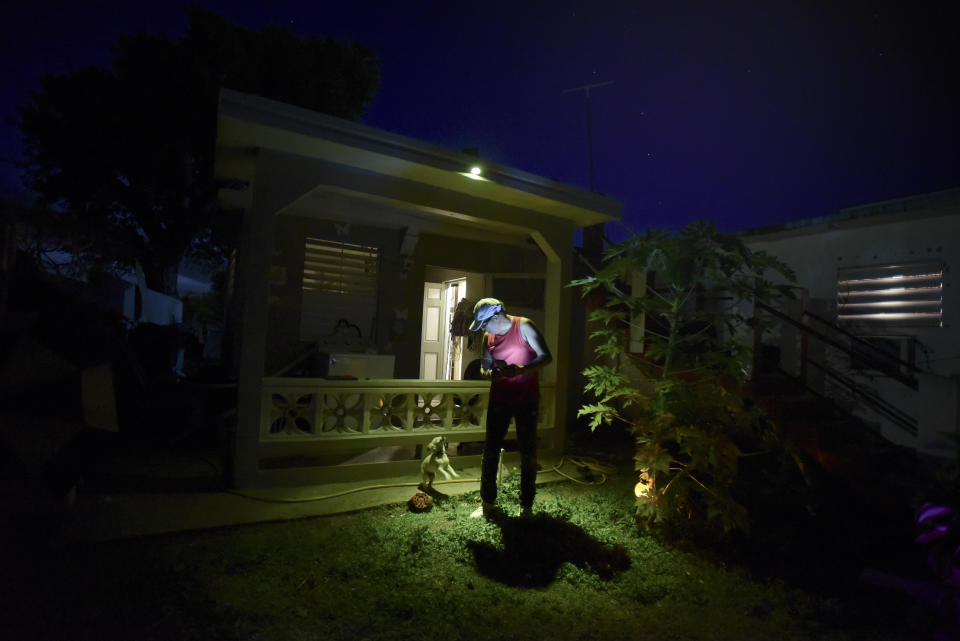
[801,309,921,386]
[754,300,919,438]
[755,301,918,390]
[805,358,919,436]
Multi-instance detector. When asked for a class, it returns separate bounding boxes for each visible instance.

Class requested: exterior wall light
[470,166,482,176]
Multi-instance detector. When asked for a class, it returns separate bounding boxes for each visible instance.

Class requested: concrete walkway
[61,456,573,542]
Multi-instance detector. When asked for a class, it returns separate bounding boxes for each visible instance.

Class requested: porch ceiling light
[459,165,489,182]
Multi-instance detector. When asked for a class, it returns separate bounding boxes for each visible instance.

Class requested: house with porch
[738,188,960,463]
[214,89,622,488]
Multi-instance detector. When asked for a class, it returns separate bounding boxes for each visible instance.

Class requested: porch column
[531,224,575,452]
[233,149,327,487]
[233,177,271,487]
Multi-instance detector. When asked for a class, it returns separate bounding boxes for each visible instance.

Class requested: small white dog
[420,436,459,488]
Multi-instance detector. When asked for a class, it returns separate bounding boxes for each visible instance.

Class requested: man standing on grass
[467,298,552,519]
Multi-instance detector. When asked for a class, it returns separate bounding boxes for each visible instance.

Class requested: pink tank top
[487,316,539,404]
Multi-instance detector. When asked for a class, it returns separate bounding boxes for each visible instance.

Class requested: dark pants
[480,401,538,508]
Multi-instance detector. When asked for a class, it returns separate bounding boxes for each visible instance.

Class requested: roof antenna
[564,80,614,257]
[562,80,614,192]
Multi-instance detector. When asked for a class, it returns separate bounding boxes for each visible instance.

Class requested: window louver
[837,262,944,328]
[302,237,378,295]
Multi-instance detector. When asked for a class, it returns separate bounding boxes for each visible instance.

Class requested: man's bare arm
[517,319,552,372]
[481,340,496,378]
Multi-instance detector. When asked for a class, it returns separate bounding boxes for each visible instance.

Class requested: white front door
[442,278,467,380]
[419,282,443,379]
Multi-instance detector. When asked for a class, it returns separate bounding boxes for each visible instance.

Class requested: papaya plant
[572,221,797,534]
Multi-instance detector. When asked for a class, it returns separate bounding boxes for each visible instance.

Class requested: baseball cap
[468,298,503,332]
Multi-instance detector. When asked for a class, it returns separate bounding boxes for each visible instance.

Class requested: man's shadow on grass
[467,512,631,587]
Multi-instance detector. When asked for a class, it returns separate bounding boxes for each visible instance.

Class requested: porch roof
[215,89,622,228]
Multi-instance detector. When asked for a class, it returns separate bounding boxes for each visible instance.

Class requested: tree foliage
[572,221,797,535]
[17,7,380,294]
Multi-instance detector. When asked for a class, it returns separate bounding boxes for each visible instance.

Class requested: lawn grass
[2,470,934,641]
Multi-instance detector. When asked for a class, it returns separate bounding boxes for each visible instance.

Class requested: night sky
[1,0,957,241]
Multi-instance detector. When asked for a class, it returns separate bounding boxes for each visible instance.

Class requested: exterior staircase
[749,300,923,492]
[749,369,918,496]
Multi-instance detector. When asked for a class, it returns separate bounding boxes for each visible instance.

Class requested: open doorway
[420,270,485,380]
[419,278,467,380]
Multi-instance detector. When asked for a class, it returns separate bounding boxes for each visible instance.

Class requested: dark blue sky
[2,1,957,240]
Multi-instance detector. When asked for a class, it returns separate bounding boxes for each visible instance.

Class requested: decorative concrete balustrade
[259,378,555,448]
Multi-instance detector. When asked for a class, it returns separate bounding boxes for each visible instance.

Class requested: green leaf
[635,443,672,476]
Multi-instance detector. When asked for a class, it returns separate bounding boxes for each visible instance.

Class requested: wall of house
[265,214,405,376]
[742,210,960,457]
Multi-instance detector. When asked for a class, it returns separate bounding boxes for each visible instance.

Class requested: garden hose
[224,455,613,503]
[546,455,615,486]
[226,477,483,503]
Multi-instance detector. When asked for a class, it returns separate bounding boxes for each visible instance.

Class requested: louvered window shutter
[300,237,379,341]
[837,262,944,328]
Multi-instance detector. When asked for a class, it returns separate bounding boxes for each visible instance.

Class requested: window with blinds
[300,237,379,342]
[303,237,378,295]
[837,261,944,328]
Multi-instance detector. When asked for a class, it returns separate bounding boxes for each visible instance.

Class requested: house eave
[736,187,960,242]
[216,88,622,229]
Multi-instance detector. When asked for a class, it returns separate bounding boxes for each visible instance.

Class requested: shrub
[572,221,796,535]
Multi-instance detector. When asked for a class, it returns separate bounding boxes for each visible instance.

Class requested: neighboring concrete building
[739,188,960,460]
[214,89,622,488]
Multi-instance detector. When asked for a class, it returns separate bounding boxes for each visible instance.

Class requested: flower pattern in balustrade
[320,392,363,433]
[369,393,408,431]
[453,392,485,428]
[269,393,315,435]
[414,392,447,430]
